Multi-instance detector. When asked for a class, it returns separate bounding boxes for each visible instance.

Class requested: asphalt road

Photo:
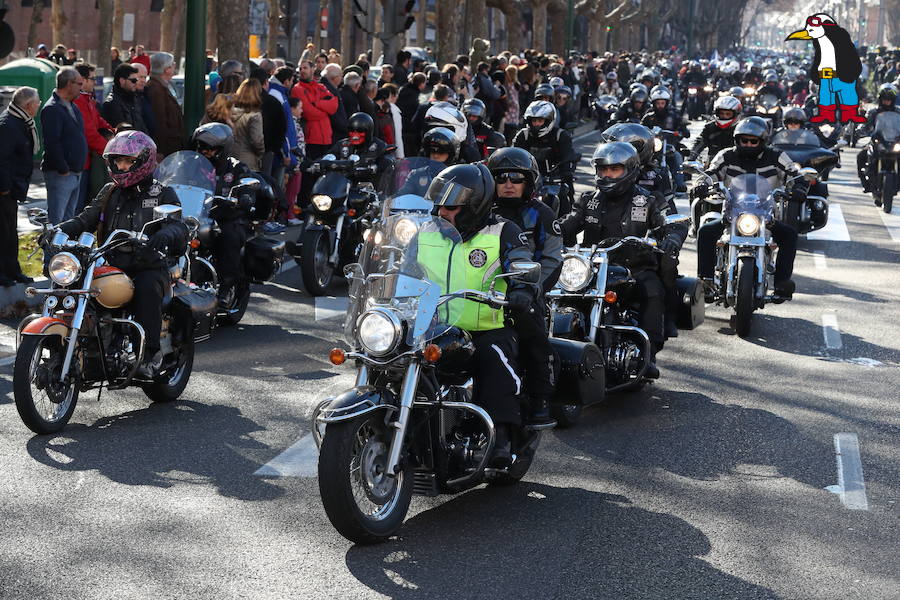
[1,122,898,599]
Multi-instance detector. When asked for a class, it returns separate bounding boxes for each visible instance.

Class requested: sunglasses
[127,78,139,84]
[805,16,831,27]
[737,137,761,146]
[494,172,527,184]
[439,204,462,211]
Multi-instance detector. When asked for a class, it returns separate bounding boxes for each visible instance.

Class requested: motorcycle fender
[316,385,398,424]
[551,309,585,338]
[20,317,70,340]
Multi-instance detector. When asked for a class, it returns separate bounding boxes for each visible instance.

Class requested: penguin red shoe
[810,105,836,123]
[840,105,866,123]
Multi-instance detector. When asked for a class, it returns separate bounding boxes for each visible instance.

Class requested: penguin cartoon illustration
[785,13,865,124]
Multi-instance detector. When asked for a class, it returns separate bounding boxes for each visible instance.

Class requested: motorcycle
[156,151,285,326]
[683,84,709,120]
[288,154,382,296]
[531,148,582,219]
[593,94,618,130]
[651,127,686,193]
[754,93,783,133]
[546,218,701,427]
[770,128,837,233]
[13,207,215,434]
[313,213,544,543]
[867,111,900,213]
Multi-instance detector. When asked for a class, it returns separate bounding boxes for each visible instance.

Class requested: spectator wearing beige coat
[231,79,265,170]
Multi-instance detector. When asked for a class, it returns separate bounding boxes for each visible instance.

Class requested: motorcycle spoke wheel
[14,336,79,434]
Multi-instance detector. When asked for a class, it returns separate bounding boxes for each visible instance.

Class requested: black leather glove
[692,183,709,198]
[660,236,681,256]
[238,193,254,212]
[790,186,807,204]
[148,231,171,253]
[507,288,534,313]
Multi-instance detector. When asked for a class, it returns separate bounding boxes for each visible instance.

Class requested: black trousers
[658,253,679,321]
[632,269,666,347]
[510,303,556,400]
[471,327,522,426]
[215,220,248,288]
[129,268,168,357]
[0,194,23,278]
[697,218,797,283]
[299,144,331,208]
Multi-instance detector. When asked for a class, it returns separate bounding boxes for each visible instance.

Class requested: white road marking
[877,206,900,242]
[315,296,350,321]
[813,250,828,270]
[821,311,843,350]
[254,434,318,477]
[674,195,690,215]
[827,433,869,510]
[806,204,850,242]
[278,259,298,274]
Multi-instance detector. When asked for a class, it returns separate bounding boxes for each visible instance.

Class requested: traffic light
[353,0,376,34]
[0,1,13,60]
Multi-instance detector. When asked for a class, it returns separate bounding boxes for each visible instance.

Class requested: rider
[858,83,900,196]
[486,147,563,427]
[681,61,707,88]
[512,100,578,215]
[323,111,394,190]
[555,142,678,377]
[612,86,649,124]
[554,85,578,127]
[641,85,690,192]
[396,127,460,196]
[420,163,538,466]
[190,123,257,305]
[781,106,839,148]
[695,116,807,300]
[462,98,506,159]
[424,100,481,164]
[688,95,742,165]
[57,131,188,377]
[758,72,787,104]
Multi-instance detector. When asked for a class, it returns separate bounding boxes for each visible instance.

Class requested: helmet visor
[426,179,475,207]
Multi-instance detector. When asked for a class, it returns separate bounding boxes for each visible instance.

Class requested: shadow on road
[24,400,282,501]
[344,482,781,599]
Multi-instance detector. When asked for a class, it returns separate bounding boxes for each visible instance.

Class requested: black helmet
[486,147,540,206]
[426,163,495,236]
[591,142,641,196]
[421,127,460,163]
[734,116,768,159]
[601,122,655,166]
[555,85,573,101]
[630,87,648,105]
[462,98,487,125]
[347,112,374,146]
[534,83,555,101]
[877,83,897,106]
[191,122,234,166]
[782,107,807,125]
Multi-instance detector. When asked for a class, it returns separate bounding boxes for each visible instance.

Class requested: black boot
[645,343,661,379]
[527,396,557,428]
[491,425,512,468]
[664,314,679,338]
[773,279,795,302]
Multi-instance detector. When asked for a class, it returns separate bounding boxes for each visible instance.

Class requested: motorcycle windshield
[383,158,448,215]
[596,94,617,108]
[344,215,464,349]
[771,129,820,147]
[874,111,900,141]
[155,151,216,220]
[725,174,774,221]
[760,94,779,109]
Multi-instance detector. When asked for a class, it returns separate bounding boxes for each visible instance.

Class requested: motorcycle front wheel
[300,229,334,296]
[733,256,756,338]
[142,337,195,402]
[318,413,413,544]
[881,172,895,214]
[14,335,79,434]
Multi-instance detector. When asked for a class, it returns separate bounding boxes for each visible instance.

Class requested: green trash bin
[0,58,59,160]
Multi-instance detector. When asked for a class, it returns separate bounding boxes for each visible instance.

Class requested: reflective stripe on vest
[417,222,507,331]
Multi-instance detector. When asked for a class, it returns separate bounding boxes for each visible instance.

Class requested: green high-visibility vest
[417,222,507,331]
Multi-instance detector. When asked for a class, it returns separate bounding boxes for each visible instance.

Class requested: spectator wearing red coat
[130,45,151,73]
[73,63,113,212]
[291,59,338,206]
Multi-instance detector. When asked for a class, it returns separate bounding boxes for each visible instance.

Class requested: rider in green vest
[421,163,537,467]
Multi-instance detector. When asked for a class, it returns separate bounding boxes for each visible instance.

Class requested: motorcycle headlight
[357,309,401,356]
[735,213,761,236]
[48,252,81,286]
[704,86,714,93]
[654,137,663,152]
[558,254,593,292]
[688,88,697,95]
[311,194,333,211]
[392,218,418,246]
[769,107,779,114]
[893,143,900,153]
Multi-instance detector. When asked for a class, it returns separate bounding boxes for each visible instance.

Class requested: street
[1,124,899,599]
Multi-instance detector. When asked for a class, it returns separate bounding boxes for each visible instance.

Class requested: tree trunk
[112,0,125,49]
[160,0,178,53]
[531,0,549,53]
[505,7,523,52]
[216,0,251,66]
[416,0,426,48]
[97,0,114,75]
[207,0,218,53]
[27,0,46,51]
[469,0,488,41]
[339,0,352,56]
[267,0,281,57]
[436,0,462,66]
[174,0,187,72]
[51,0,67,47]
[547,2,565,54]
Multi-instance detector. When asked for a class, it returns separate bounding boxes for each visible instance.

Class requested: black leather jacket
[689,121,737,163]
[493,198,563,292]
[512,127,577,178]
[641,107,689,142]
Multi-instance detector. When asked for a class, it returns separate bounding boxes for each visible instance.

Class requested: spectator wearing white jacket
[382,84,405,158]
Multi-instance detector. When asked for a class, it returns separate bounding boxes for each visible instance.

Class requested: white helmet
[425,101,467,143]
[649,85,671,102]
[713,95,742,127]
[523,100,557,138]
[549,76,565,88]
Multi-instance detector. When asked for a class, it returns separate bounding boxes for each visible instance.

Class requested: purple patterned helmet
[102,130,158,188]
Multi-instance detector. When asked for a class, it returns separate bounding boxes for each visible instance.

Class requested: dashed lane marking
[813,250,828,270]
[825,433,869,510]
[806,204,850,242]
[821,311,843,350]
[314,296,350,321]
[877,206,900,242]
[254,434,318,477]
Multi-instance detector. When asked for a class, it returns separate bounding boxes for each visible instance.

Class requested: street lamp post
[184,0,208,138]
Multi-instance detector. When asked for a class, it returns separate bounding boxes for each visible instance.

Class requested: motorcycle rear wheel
[733,256,756,338]
[318,413,413,544]
[300,229,334,296]
[14,335,79,434]
[218,280,251,326]
[142,338,195,402]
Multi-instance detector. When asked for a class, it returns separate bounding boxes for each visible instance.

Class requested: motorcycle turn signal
[329,348,347,365]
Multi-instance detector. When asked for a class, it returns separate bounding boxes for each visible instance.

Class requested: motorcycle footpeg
[524,420,557,431]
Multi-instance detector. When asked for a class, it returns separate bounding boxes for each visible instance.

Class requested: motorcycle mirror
[153,204,183,221]
[510,261,542,284]
[321,154,337,161]
[27,207,49,226]
[835,138,848,148]
[349,154,361,163]
[229,178,260,198]
[799,167,819,182]
[682,160,705,174]
[664,214,691,226]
